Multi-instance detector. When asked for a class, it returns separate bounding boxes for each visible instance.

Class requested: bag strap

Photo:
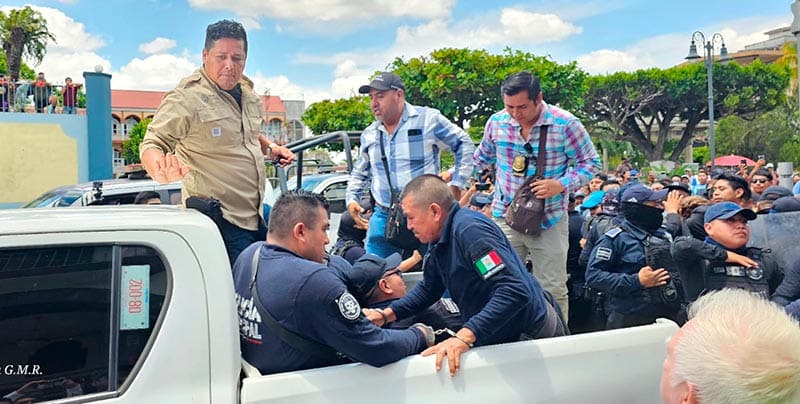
[248,243,341,362]
[378,131,397,201]
[535,125,548,178]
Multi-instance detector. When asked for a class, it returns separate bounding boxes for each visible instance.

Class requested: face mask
[621,202,664,231]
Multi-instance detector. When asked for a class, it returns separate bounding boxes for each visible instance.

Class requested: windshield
[22,189,85,208]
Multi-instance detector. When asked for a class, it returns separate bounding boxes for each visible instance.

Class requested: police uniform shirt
[586,221,676,316]
[232,242,427,375]
[389,204,549,346]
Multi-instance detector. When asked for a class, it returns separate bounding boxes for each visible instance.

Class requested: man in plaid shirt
[474,71,601,321]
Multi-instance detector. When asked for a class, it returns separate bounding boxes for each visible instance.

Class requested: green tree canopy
[389,48,588,129]
[301,95,373,151]
[0,52,34,79]
[123,118,152,165]
[584,60,790,162]
[716,105,800,165]
[0,6,55,82]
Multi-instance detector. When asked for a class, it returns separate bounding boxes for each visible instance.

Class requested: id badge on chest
[512,155,529,177]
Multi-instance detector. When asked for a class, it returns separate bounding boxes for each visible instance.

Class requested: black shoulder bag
[248,243,343,362]
[378,132,421,250]
[505,126,548,236]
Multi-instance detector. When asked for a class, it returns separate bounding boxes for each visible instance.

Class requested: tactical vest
[329,239,361,258]
[701,248,770,298]
[617,226,683,307]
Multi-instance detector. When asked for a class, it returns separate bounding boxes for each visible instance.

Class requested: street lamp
[686,31,729,172]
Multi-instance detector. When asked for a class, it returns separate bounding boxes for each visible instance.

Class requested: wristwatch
[265,143,275,157]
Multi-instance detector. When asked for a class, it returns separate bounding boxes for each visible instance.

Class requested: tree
[716,105,800,163]
[389,48,588,129]
[0,6,55,82]
[301,96,373,151]
[123,118,151,165]
[0,52,34,80]
[584,61,790,162]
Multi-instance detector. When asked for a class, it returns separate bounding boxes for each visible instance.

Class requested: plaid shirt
[474,102,601,230]
[346,102,474,208]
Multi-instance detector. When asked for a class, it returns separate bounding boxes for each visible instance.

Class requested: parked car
[266,172,349,242]
[23,178,183,208]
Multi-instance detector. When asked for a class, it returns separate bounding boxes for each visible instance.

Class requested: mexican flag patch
[475,250,505,279]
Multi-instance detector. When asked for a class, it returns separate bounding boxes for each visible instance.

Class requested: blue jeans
[62,106,76,114]
[365,206,406,258]
[220,217,267,268]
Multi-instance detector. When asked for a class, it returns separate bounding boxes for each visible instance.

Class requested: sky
[1,0,793,105]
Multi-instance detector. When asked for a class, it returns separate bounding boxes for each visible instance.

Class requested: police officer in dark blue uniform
[586,185,683,329]
[672,202,784,302]
[232,190,434,375]
[340,253,463,340]
[365,175,567,377]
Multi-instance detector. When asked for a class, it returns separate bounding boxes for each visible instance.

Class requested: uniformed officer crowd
[140,19,800,403]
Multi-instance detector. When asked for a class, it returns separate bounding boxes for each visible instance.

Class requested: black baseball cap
[358,72,405,94]
[340,253,402,303]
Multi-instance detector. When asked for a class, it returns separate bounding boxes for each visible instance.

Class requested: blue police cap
[341,253,402,302]
[621,184,668,204]
[704,202,757,224]
[580,190,605,210]
[470,193,492,208]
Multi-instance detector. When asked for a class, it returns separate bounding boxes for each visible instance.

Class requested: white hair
[671,289,800,404]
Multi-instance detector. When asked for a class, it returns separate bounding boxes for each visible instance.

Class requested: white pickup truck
[0,206,677,403]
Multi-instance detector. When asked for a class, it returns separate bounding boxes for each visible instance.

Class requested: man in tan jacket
[140,19,293,266]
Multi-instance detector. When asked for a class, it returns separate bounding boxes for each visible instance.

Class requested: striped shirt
[474,102,601,230]
[346,102,474,208]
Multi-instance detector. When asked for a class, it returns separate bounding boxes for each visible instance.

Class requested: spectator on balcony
[30,72,51,113]
[62,77,82,114]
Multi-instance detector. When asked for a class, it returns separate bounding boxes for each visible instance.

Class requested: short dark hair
[268,190,329,238]
[134,191,161,204]
[717,173,752,201]
[205,19,248,54]
[501,71,541,101]
[601,179,620,190]
[594,172,608,181]
[400,174,455,212]
[752,169,773,182]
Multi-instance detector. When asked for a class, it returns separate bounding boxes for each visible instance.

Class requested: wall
[0,114,87,208]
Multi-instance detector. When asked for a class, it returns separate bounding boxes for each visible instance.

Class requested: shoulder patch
[475,250,506,279]
[595,247,613,261]
[604,227,623,238]
[336,292,361,321]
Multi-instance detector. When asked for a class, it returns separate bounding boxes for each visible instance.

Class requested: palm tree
[0,6,55,82]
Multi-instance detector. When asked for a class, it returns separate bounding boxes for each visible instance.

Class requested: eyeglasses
[751,179,768,184]
[382,269,403,279]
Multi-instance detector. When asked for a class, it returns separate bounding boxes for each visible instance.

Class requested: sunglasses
[751,179,768,184]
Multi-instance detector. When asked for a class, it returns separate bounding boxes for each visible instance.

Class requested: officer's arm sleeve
[578,227,597,269]
[301,271,427,368]
[664,213,683,238]
[460,223,533,342]
[390,266,445,321]
[585,237,644,296]
[771,257,800,307]
[139,89,193,159]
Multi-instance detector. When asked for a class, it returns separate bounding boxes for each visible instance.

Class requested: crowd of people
[0,71,82,113]
[136,19,800,403]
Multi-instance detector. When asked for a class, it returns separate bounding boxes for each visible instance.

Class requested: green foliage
[693,146,710,166]
[0,52,34,79]
[715,105,800,162]
[0,6,56,81]
[779,141,800,166]
[123,118,151,164]
[301,96,372,151]
[584,61,790,162]
[389,48,588,128]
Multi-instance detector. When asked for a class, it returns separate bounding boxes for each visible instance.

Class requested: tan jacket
[141,68,265,230]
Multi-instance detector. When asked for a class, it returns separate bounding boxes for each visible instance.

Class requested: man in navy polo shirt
[365,174,566,377]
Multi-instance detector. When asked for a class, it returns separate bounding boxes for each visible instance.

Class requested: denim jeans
[365,206,406,259]
[220,217,267,268]
[62,106,76,114]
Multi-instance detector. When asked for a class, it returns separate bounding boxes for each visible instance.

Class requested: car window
[168,190,182,205]
[322,182,348,214]
[22,189,84,208]
[0,245,168,402]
